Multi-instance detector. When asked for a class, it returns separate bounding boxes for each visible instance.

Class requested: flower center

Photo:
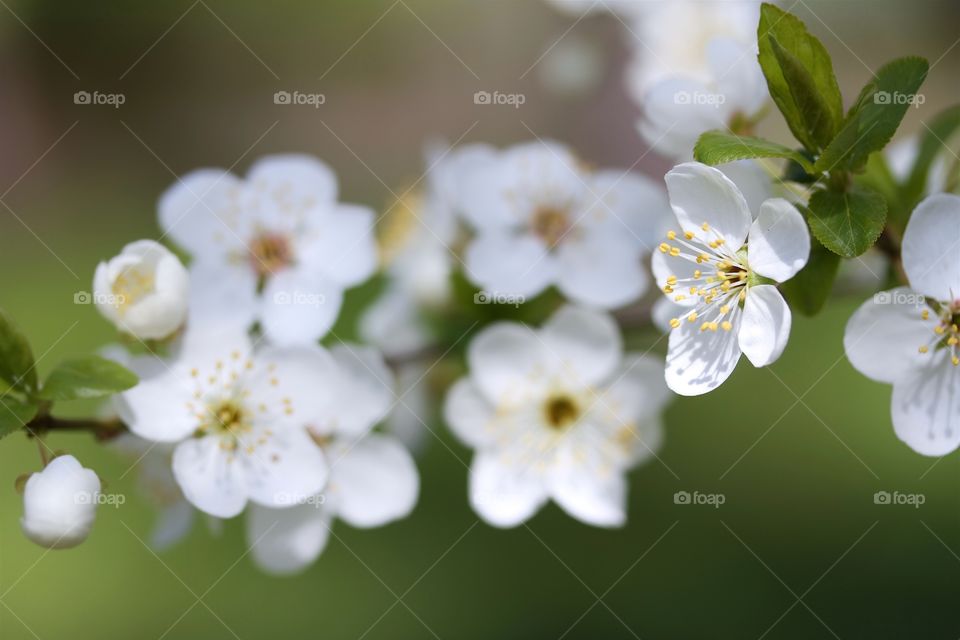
[531,206,571,249]
[659,223,751,333]
[917,302,960,366]
[111,267,155,311]
[249,232,293,278]
[543,394,580,430]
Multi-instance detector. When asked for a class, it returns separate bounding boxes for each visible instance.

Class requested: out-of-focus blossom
[443,305,669,528]
[158,155,377,347]
[653,162,809,395]
[94,240,189,341]
[246,345,418,575]
[844,194,960,456]
[120,326,333,518]
[21,455,101,549]
[451,140,672,308]
[628,1,767,159]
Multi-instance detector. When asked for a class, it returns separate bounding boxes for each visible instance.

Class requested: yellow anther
[693,270,701,279]
[919,345,929,354]
[689,287,698,294]
[954,356,960,367]
[699,253,711,263]
[739,290,747,302]
[721,321,733,331]
[667,275,678,285]
[949,337,959,346]
[721,281,731,292]
[720,305,730,314]
[667,230,677,240]
[669,318,681,329]
[659,243,669,253]
[663,286,674,294]
[935,326,945,335]
[669,247,681,257]
[687,312,698,322]
[921,310,930,320]
[701,222,710,231]
[684,231,695,240]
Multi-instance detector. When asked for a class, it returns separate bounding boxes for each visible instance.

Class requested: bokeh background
[1,1,960,637]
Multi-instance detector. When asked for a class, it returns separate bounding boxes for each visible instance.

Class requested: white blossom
[653,162,810,395]
[451,141,672,308]
[844,193,960,456]
[158,155,377,347]
[21,455,101,549]
[93,240,189,341]
[444,305,669,528]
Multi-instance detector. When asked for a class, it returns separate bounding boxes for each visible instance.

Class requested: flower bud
[21,455,101,549]
[93,240,189,340]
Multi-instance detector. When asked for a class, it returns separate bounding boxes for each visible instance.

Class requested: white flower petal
[706,36,768,118]
[843,288,935,384]
[554,231,647,309]
[901,193,960,301]
[664,162,753,249]
[584,170,672,253]
[158,169,246,258]
[467,322,548,406]
[243,426,329,510]
[297,204,377,287]
[246,154,338,209]
[359,285,431,358]
[260,268,343,347]
[122,371,197,442]
[325,344,394,437]
[651,249,699,308]
[738,285,792,367]
[665,310,742,395]
[547,440,627,527]
[443,378,498,449]
[247,503,331,576]
[540,305,622,389]
[652,297,688,333]
[465,231,556,299]
[747,198,810,282]
[328,435,419,528]
[469,451,548,528]
[591,354,672,424]
[638,79,727,160]
[188,263,258,336]
[718,160,774,216]
[150,501,195,552]
[172,436,249,518]
[891,354,960,456]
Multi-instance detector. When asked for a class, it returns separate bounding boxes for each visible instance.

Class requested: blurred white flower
[245,345,418,575]
[444,306,669,528]
[629,2,767,159]
[21,455,101,549]
[452,140,672,308]
[119,326,333,518]
[653,162,809,395]
[844,194,960,456]
[158,155,377,347]
[93,240,189,341]
[886,135,950,195]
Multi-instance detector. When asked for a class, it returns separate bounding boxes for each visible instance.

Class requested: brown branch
[27,415,128,442]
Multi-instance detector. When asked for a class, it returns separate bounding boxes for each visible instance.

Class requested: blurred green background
[1,0,960,637]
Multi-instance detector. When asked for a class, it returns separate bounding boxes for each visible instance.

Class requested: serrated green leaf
[0,396,38,439]
[780,238,841,315]
[694,130,816,174]
[38,356,139,402]
[758,3,844,152]
[807,186,887,257]
[0,309,37,395]
[902,104,960,205]
[815,56,929,174]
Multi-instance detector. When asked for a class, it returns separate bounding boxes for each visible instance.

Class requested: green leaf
[780,238,841,315]
[902,104,960,205]
[0,309,37,395]
[758,3,843,152]
[815,56,929,174]
[0,396,38,439]
[38,356,139,402]
[694,130,816,174]
[807,186,888,257]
